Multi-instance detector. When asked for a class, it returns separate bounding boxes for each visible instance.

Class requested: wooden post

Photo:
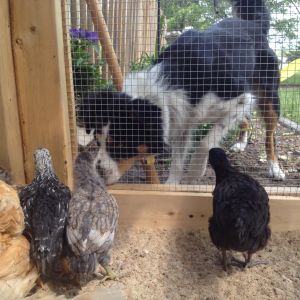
[85,0,123,91]
[61,0,78,162]
[80,0,87,28]
[10,0,73,186]
[70,0,79,28]
[0,0,25,184]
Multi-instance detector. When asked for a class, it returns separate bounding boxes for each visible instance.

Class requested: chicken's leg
[230,252,269,268]
[102,265,117,282]
[221,249,228,271]
[95,264,116,282]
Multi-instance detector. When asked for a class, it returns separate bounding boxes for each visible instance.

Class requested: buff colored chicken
[0,180,38,300]
[0,179,24,235]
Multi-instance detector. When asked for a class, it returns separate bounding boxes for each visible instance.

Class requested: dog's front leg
[165,151,186,184]
[182,139,210,184]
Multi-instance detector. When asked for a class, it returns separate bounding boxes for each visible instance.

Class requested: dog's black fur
[78,91,165,160]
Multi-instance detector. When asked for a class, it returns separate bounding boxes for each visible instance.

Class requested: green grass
[281,71,300,86]
[279,88,300,124]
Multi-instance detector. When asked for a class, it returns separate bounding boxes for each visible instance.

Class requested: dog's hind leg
[254,48,285,180]
[256,91,285,180]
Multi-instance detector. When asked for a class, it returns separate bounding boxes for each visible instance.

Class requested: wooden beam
[61,0,78,162]
[10,0,73,186]
[109,183,300,196]
[79,0,87,28]
[110,190,300,232]
[70,0,79,28]
[0,0,25,184]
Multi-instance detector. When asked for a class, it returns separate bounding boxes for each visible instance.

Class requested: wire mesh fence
[64,0,300,195]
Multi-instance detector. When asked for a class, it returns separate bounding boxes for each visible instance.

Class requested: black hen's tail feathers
[232,0,270,34]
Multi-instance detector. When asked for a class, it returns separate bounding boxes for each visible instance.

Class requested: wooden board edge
[110,190,300,232]
[109,183,300,196]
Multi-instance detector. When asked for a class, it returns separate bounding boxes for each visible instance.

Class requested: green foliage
[130,52,158,71]
[280,88,300,123]
[161,0,229,31]
[268,0,300,42]
[283,43,300,63]
[160,0,300,48]
[281,71,300,85]
[71,38,113,94]
[130,46,168,71]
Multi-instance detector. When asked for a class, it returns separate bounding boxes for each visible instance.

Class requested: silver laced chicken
[66,148,119,282]
[19,148,71,278]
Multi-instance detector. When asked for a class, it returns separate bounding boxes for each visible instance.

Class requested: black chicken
[19,148,71,277]
[208,148,271,270]
[66,149,119,282]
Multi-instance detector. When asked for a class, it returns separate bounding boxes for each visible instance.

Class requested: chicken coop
[0,0,300,298]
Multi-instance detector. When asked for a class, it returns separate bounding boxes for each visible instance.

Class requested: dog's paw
[268,161,286,181]
[230,141,247,153]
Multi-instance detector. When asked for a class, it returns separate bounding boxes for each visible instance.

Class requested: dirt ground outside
[120,118,300,191]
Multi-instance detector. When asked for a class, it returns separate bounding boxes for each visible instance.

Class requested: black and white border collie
[78,0,285,185]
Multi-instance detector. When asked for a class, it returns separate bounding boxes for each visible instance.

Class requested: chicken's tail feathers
[69,254,96,274]
[32,234,63,263]
[232,0,270,34]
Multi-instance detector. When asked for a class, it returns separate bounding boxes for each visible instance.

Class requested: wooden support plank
[124,0,134,75]
[109,183,300,196]
[70,0,79,28]
[119,0,126,74]
[79,0,87,28]
[100,0,108,75]
[0,0,25,184]
[61,0,78,162]
[10,0,74,186]
[110,190,300,232]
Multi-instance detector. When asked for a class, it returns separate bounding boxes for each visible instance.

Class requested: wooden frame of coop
[0,0,299,233]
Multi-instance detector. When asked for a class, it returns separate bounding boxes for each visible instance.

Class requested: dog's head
[77,90,165,184]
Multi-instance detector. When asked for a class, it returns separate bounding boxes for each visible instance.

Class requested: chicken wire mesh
[64,0,300,195]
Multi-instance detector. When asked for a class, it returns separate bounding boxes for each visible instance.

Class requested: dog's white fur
[95,123,121,185]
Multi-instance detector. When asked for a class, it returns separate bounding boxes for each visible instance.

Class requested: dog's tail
[232,0,270,34]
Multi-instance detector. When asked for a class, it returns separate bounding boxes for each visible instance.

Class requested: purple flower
[69,28,81,39]
[69,28,99,43]
[85,31,99,42]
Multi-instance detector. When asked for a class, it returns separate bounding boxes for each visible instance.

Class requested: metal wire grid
[64,0,300,195]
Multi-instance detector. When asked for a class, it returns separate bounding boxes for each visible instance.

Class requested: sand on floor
[28,228,300,300]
